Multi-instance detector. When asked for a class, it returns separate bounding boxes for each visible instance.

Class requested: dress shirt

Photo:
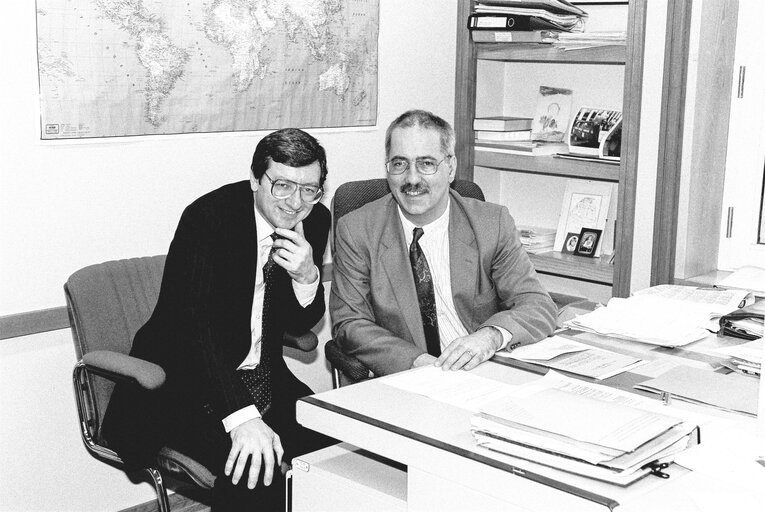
[397,199,511,352]
[222,205,320,432]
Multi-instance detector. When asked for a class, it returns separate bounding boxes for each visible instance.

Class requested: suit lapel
[448,193,480,331]
[379,199,425,350]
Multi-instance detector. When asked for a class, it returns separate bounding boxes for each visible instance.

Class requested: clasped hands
[272,221,317,284]
[413,326,503,371]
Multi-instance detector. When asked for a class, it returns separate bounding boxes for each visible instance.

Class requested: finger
[463,352,484,371]
[246,452,262,489]
[260,444,276,487]
[224,446,239,477]
[293,221,305,237]
[274,226,304,244]
[437,346,464,370]
[232,452,249,486]
[447,349,475,371]
[273,435,284,467]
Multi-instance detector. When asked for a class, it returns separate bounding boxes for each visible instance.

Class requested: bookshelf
[454,0,646,300]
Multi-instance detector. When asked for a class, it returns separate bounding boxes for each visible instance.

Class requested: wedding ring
[465,350,473,358]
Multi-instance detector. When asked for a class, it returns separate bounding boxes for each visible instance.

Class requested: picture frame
[567,106,622,158]
[574,228,602,257]
[561,232,580,254]
[553,180,613,257]
[531,86,573,143]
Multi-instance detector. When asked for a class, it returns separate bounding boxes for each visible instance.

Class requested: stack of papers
[716,265,765,297]
[474,1,587,31]
[496,334,646,379]
[552,31,626,50]
[716,338,763,377]
[471,372,700,485]
[518,225,556,254]
[565,285,751,347]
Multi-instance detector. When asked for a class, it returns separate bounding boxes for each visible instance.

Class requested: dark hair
[250,128,328,185]
[385,109,455,157]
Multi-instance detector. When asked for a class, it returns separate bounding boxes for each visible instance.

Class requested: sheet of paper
[632,284,749,314]
[634,365,760,416]
[716,265,765,295]
[504,335,647,379]
[714,338,763,364]
[505,334,589,361]
[380,365,518,412]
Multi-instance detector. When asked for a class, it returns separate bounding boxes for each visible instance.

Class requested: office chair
[67,255,319,511]
[325,178,485,388]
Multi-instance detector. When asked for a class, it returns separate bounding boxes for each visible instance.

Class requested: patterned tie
[409,227,441,356]
[240,233,279,414]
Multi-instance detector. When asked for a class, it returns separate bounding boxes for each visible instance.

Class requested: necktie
[240,233,279,413]
[409,227,441,356]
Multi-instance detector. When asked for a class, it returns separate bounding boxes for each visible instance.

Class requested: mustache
[400,183,429,194]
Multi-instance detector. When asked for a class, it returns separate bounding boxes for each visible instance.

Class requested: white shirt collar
[397,197,451,244]
[253,203,275,246]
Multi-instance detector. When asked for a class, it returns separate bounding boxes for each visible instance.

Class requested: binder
[718,300,765,340]
[468,13,568,32]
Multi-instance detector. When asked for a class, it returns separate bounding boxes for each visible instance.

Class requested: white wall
[0,2,459,511]
[0,1,458,316]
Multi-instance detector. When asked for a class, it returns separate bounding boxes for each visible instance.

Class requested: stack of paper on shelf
[471,372,700,485]
[552,30,627,50]
[518,225,555,254]
[475,140,569,156]
[564,285,751,347]
[471,1,587,32]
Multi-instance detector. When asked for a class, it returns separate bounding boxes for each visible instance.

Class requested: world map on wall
[36,0,379,139]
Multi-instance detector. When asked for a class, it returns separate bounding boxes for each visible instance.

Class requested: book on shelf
[475,129,532,142]
[470,29,559,43]
[473,115,533,131]
[475,140,569,156]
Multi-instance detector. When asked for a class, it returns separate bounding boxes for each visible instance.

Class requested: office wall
[0,1,458,316]
[0,2,459,511]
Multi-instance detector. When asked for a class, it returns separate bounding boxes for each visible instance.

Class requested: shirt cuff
[292,265,320,307]
[222,405,261,433]
[489,325,512,351]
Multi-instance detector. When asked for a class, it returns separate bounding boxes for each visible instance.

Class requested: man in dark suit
[103,128,333,511]
[330,110,557,377]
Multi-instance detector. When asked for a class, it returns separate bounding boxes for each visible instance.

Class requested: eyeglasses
[385,156,452,175]
[262,172,324,204]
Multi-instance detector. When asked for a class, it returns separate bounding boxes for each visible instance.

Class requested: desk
[296,361,741,512]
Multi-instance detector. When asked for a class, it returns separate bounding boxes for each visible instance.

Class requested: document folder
[718,300,764,340]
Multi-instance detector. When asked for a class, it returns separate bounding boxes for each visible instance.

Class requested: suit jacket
[330,190,556,377]
[103,180,330,468]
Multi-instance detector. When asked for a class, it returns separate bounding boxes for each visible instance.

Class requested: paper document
[499,335,646,379]
[565,285,749,347]
[634,365,759,416]
[716,265,765,296]
[380,365,518,412]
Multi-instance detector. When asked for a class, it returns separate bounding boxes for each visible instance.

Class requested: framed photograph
[567,107,622,157]
[574,228,602,257]
[561,232,580,254]
[553,180,614,257]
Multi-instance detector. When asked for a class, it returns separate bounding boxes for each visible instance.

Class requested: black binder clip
[643,461,670,479]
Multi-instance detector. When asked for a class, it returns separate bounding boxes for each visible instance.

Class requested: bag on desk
[718,301,764,340]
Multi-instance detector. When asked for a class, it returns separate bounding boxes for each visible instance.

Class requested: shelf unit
[454,0,646,299]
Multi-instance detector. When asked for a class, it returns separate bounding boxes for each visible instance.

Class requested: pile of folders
[470,373,700,486]
[467,0,586,43]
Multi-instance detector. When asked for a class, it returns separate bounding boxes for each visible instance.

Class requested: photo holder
[574,228,602,258]
[561,232,580,254]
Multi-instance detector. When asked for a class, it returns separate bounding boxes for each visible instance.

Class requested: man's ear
[448,155,457,182]
[249,172,259,192]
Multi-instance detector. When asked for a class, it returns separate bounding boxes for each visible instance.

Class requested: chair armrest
[282,331,319,352]
[324,338,371,383]
[81,350,166,390]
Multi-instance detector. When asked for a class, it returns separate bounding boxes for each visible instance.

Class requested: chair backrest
[331,178,485,241]
[65,255,166,429]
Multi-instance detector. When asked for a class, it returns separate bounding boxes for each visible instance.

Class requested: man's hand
[225,418,284,489]
[435,327,502,371]
[273,222,318,284]
[411,352,437,369]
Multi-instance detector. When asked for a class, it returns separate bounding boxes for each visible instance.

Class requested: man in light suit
[103,128,333,511]
[330,110,556,376]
